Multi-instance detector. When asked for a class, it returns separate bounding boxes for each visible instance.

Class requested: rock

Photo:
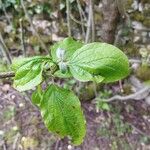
[132,21,146,30]
[139,3,144,12]
[133,36,141,42]
[131,0,139,10]
[132,63,140,71]
[11,95,16,100]
[141,31,147,36]
[2,84,10,92]
[19,103,24,108]
[0,130,4,136]
[145,96,150,105]
[142,37,148,43]
[147,45,150,50]
[68,145,72,150]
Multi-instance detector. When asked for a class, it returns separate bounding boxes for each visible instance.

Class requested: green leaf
[12,56,52,92]
[39,84,86,145]
[99,101,110,111]
[54,70,72,78]
[12,56,52,71]
[31,85,43,106]
[69,42,129,83]
[51,37,83,62]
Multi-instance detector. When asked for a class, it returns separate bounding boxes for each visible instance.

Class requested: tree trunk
[101,0,120,44]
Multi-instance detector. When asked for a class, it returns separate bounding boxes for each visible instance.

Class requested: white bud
[56,48,65,60]
[58,62,67,74]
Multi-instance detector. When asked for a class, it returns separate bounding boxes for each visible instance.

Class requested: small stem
[77,0,86,38]
[76,0,87,22]
[90,0,95,42]
[70,14,87,27]
[19,19,26,57]
[93,82,98,97]
[66,0,71,37]
[0,32,12,64]
[85,0,95,43]
[119,80,123,93]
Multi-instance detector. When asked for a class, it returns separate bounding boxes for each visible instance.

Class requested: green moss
[95,12,103,24]
[143,9,150,17]
[28,35,51,45]
[143,19,150,28]
[0,22,7,33]
[130,11,145,22]
[141,0,149,3]
[125,0,133,9]
[136,65,150,81]
[122,42,139,57]
[130,9,150,27]
[122,83,133,95]
[79,83,95,101]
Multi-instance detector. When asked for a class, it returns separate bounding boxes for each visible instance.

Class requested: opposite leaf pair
[12,37,129,91]
[51,37,129,83]
[11,37,130,145]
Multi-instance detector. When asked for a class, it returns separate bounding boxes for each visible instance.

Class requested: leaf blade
[51,37,83,62]
[12,56,52,91]
[40,84,86,145]
[69,42,129,83]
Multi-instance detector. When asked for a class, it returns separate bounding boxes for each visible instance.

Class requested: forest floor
[0,83,150,150]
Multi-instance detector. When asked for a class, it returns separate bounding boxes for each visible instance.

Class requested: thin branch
[76,0,87,22]
[19,19,26,57]
[115,0,126,19]
[129,123,150,138]
[0,65,59,79]
[76,0,86,38]
[85,0,95,43]
[90,0,95,42]
[85,1,92,43]
[0,71,15,78]
[129,76,144,89]
[129,59,142,64]
[0,0,11,25]
[12,133,20,150]
[20,0,49,54]
[0,32,12,64]
[70,14,87,27]
[66,0,71,37]
[105,86,150,102]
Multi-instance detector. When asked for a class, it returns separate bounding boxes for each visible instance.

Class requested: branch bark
[0,33,12,64]
[85,0,95,43]
[0,65,58,79]
[66,0,71,37]
[101,0,120,43]
[19,19,26,57]
[0,71,15,78]
[105,87,150,102]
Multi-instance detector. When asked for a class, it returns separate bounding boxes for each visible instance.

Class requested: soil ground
[0,84,150,150]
